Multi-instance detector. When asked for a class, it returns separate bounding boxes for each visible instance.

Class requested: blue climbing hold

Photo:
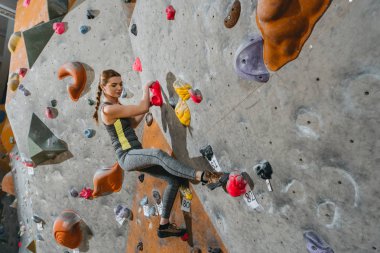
[84,128,95,138]
[79,26,89,34]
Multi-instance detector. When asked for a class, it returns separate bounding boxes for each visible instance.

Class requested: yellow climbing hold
[8,73,20,91]
[8,31,22,53]
[175,100,191,126]
[173,79,192,101]
[179,185,193,200]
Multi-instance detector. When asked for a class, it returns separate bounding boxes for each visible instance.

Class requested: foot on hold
[202,171,229,190]
[157,223,186,238]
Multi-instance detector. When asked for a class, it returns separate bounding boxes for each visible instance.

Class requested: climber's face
[103,76,123,98]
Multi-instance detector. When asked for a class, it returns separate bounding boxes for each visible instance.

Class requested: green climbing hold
[28,113,68,165]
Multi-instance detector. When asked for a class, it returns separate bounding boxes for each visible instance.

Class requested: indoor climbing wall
[128,0,380,252]
[6,1,142,252]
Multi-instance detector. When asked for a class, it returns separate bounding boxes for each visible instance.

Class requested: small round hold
[145,112,153,126]
[70,188,79,198]
[79,25,89,34]
[45,107,57,119]
[51,99,57,107]
[131,24,137,36]
[136,241,143,251]
[138,173,145,183]
[88,98,95,105]
[84,128,95,138]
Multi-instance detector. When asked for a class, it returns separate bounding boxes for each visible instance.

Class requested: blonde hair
[93,69,121,123]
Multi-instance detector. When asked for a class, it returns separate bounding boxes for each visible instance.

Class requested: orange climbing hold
[93,162,124,197]
[57,62,87,101]
[1,171,15,196]
[256,0,331,71]
[53,210,82,249]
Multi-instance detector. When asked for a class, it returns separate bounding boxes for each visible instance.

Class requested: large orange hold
[57,62,87,101]
[1,171,15,195]
[92,162,124,197]
[256,0,331,71]
[53,210,82,249]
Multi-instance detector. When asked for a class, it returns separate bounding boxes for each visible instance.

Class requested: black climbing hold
[88,98,95,106]
[145,112,153,126]
[138,173,145,183]
[51,99,57,107]
[131,24,137,36]
[87,10,95,19]
[208,247,222,253]
[255,160,273,180]
[137,241,143,251]
[200,145,214,161]
[32,215,44,224]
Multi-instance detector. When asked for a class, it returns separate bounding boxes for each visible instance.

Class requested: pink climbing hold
[226,172,247,197]
[45,107,56,119]
[166,5,176,20]
[79,187,93,199]
[53,22,65,35]
[23,0,31,7]
[133,57,142,72]
[189,89,203,104]
[19,68,28,78]
[149,81,163,106]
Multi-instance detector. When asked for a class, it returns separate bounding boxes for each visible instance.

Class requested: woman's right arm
[103,82,152,119]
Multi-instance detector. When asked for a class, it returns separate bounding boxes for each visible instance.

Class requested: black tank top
[101,102,142,156]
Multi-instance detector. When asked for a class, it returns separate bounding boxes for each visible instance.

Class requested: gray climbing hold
[140,196,148,206]
[152,190,161,205]
[70,187,79,198]
[114,204,132,219]
[148,205,157,216]
[18,84,31,96]
[145,112,153,126]
[121,86,128,98]
[304,230,334,253]
[79,25,89,34]
[234,35,269,82]
[84,129,95,138]
[131,24,137,36]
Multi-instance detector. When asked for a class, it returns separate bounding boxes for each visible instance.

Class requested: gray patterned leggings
[118,148,197,219]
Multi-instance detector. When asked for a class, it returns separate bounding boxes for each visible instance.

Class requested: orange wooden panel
[256,0,331,71]
[125,119,227,253]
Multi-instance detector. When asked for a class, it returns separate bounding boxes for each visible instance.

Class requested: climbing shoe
[157,223,187,238]
[202,171,230,191]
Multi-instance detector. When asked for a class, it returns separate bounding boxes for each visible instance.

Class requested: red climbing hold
[133,57,142,72]
[53,22,65,35]
[181,233,189,241]
[189,89,203,103]
[19,68,27,78]
[166,5,176,20]
[79,187,93,199]
[23,0,31,7]
[45,107,56,119]
[149,81,163,106]
[226,172,247,197]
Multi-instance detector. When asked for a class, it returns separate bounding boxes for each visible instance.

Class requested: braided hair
[93,69,121,123]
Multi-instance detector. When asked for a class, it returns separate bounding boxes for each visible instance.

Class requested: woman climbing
[93,69,226,238]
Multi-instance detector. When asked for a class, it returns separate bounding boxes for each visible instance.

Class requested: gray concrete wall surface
[6,1,142,252]
[4,0,380,252]
[129,0,379,252]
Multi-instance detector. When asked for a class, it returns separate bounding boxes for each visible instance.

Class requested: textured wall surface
[6,1,141,252]
[129,0,380,252]
[5,0,380,252]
